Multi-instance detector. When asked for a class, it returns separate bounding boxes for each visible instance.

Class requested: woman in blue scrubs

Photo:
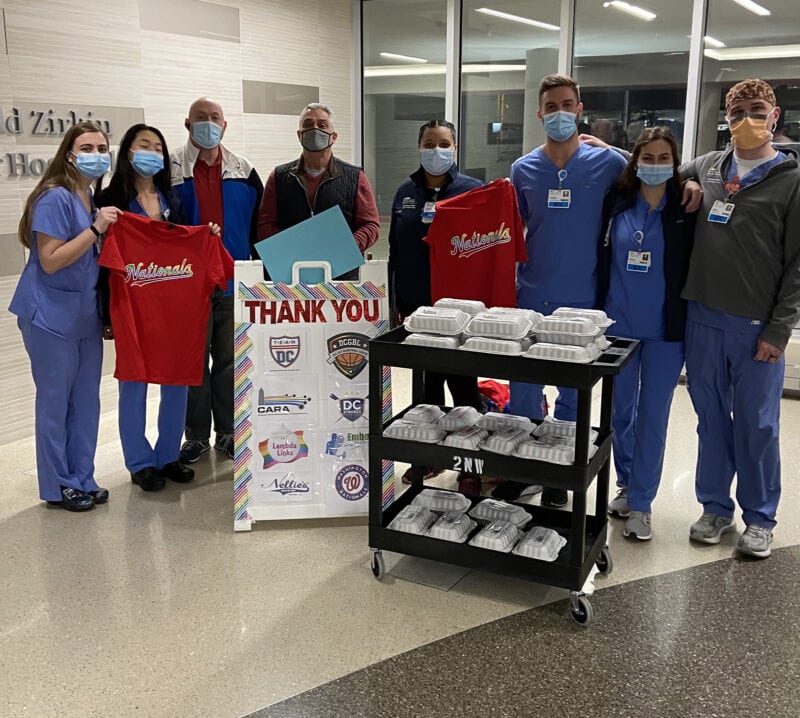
[10,121,121,511]
[597,127,695,540]
[97,124,198,492]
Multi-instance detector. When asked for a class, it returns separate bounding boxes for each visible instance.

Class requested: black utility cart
[367,326,639,625]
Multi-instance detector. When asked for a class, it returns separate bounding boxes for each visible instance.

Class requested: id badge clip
[627,250,651,273]
[548,169,571,208]
[708,200,734,224]
[421,201,436,224]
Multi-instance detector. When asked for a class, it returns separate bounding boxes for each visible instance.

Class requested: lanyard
[556,169,568,189]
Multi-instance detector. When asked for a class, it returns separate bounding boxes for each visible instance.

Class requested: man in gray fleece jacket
[680,79,800,559]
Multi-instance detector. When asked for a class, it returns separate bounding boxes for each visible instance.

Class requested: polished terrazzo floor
[1,293,799,716]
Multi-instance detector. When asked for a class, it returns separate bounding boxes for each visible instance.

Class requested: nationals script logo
[125,260,193,287]
[450,222,512,259]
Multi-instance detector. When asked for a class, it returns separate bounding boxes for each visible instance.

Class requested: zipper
[291,171,335,217]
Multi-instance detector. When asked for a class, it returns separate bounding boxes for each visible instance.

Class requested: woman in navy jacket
[597,126,695,540]
[387,120,484,492]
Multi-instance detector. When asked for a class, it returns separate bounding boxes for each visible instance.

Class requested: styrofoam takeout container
[437,405,483,431]
[404,333,461,350]
[513,437,598,464]
[442,425,489,450]
[469,498,531,528]
[459,336,528,355]
[465,311,533,340]
[412,488,472,513]
[434,298,486,315]
[427,511,477,543]
[533,417,599,443]
[513,526,567,561]
[552,307,615,329]
[388,505,437,534]
[405,306,470,335]
[524,342,601,364]
[486,306,544,327]
[383,420,446,443]
[469,520,523,552]
[476,411,534,432]
[480,427,532,454]
[404,404,445,425]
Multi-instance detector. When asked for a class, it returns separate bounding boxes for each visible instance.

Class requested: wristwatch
[89,224,101,238]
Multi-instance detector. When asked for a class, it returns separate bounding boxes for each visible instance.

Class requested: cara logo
[326,332,369,379]
[269,335,301,368]
[257,388,311,415]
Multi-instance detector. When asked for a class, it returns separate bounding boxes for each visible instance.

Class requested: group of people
[388,75,800,560]
[11,98,378,512]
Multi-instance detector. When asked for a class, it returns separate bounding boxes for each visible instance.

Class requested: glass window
[460,1,561,181]
[363,0,448,255]
[697,0,800,154]
[574,1,693,154]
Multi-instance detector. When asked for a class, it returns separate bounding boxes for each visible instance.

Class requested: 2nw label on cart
[453,455,484,473]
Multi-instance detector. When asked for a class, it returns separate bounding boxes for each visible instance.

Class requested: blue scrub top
[511,143,626,305]
[9,186,101,339]
[605,193,667,340]
[128,190,170,220]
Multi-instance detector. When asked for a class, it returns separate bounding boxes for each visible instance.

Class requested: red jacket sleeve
[353,171,380,253]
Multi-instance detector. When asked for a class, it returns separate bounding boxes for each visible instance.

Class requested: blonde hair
[17,121,110,248]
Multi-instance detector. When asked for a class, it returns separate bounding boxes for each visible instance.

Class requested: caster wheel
[370,551,385,580]
[596,546,613,575]
[570,595,593,625]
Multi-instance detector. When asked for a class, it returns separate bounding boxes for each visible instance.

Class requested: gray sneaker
[608,486,630,518]
[736,524,773,558]
[623,511,651,540]
[689,512,735,544]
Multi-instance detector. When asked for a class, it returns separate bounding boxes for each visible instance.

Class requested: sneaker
[214,433,235,459]
[689,512,735,544]
[736,524,773,559]
[622,511,652,540]
[179,439,210,464]
[607,486,630,518]
[541,487,568,508]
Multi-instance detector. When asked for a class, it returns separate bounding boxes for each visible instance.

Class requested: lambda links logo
[258,426,309,469]
[326,332,369,379]
[334,464,369,501]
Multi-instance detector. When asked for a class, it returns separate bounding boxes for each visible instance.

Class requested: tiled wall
[0,0,356,275]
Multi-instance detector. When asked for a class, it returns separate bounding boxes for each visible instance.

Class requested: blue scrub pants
[685,313,783,529]
[19,320,102,501]
[119,381,188,473]
[509,298,594,421]
[612,338,684,513]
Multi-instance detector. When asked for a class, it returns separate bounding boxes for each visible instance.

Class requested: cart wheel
[370,550,385,580]
[569,594,593,626]
[596,546,613,575]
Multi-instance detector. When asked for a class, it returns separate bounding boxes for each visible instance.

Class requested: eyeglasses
[727,111,769,126]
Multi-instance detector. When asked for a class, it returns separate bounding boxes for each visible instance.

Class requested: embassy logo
[258,425,309,469]
[330,393,368,424]
[257,388,311,415]
[325,433,345,455]
[125,260,193,287]
[326,332,369,379]
[267,472,310,496]
[449,222,512,259]
[269,335,300,368]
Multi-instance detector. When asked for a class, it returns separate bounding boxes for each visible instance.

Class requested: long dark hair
[18,121,110,247]
[97,123,172,210]
[617,126,682,191]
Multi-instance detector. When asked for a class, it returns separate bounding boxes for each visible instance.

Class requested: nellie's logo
[326,332,369,379]
[258,425,309,469]
[450,222,512,259]
[267,472,310,496]
[125,260,193,287]
[269,335,300,368]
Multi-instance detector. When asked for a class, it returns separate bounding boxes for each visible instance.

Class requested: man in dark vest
[257,103,379,278]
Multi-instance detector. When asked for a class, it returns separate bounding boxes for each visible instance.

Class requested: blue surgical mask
[420,148,454,176]
[542,110,577,142]
[191,121,223,149]
[636,164,674,186]
[73,151,111,179]
[131,150,164,177]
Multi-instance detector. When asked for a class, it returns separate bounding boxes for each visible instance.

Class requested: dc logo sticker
[269,336,300,368]
[330,393,367,423]
[335,464,369,501]
[326,332,369,379]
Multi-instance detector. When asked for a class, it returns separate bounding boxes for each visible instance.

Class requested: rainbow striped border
[233,321,254,527]
[381,365,394,509]
[239,280,385,301]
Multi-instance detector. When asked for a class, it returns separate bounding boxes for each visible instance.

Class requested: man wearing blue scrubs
[509,74,626,506]
[681,79,800,558]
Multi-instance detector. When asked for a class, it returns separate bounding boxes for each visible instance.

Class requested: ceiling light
[365,63,525,78]
[704,35,726,48]
[475,8,560,31]
[602,1,656,22]
[704,43,800,61]
[732,0,771,17]
[379,52,427,64]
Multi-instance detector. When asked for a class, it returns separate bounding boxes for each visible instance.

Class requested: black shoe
[491,480,526,501]
[130,466,166,492]
[88,487,109,504]
[46,486,95,512]
[541,487,568,508]
[159,461,195,483]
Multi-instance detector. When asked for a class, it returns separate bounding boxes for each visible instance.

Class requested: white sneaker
[607,486,630,518]
[622,511,652,540]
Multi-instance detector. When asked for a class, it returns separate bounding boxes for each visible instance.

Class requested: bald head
[188,97,225,123]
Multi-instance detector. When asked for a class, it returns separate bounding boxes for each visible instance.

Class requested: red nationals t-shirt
[424,178,527,308]
[99,212,233,385]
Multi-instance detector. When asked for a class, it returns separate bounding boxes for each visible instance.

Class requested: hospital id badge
[421,201,436,224]
[627,250,651,272]
[708,200,734,224]
[548,189,571,209]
